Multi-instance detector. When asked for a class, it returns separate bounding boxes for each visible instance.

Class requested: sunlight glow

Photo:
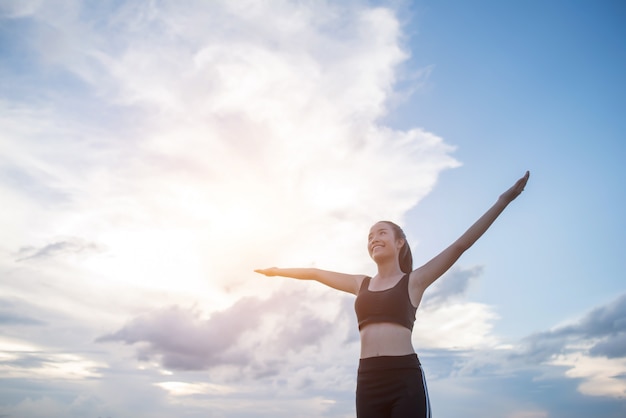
[155,381,237,396]
[82,228,207,293]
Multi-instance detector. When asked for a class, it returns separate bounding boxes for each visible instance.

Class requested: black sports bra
[354,273,417,331]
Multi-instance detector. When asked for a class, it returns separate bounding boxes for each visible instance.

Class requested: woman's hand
[499,171,530,204]
[254,267,279,276]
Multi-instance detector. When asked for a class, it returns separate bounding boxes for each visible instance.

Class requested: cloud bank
[0,1,460,416]
[1,0,459,299]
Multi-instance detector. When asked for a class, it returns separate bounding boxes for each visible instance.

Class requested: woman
[255,171,530,417]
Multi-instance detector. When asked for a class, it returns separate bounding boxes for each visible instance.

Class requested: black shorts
[356,354,431,418]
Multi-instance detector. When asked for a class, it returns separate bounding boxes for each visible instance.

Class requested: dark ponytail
[381,221,413,273]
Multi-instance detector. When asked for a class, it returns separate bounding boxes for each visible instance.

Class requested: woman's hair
[380,221,413,274]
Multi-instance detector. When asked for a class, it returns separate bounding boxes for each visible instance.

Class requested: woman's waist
[359,322,414,359]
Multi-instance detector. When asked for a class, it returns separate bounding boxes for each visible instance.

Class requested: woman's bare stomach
[359,322,415,359]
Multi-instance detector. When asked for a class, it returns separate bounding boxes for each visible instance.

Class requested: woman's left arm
[411,171,530,292]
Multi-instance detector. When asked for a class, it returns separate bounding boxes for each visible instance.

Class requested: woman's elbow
[451,240,471,255]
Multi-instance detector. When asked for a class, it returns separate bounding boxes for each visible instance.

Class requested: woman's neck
[375,261,404,280]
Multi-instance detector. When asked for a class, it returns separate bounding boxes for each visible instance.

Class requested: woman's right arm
[254,267,363,295]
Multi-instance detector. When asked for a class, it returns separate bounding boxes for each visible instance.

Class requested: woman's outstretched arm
[411,171,530,292]
[254,267,364,295]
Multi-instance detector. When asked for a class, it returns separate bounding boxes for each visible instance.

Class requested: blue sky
[404,0,625,338]
[1,1,625,417]
[395,0,626,335]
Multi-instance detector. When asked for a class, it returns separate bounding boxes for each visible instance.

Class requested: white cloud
[0,1,464,416]
[412,266,501,350]
[414,301,500,350]
[551,353,626,398]
[1,0,458,308]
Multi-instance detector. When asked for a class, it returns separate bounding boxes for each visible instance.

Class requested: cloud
[98,265,501,377]
[0,313,44,326]
[551,353,626,398]
[97,286,355,377]
[0,298,46,326]
[512,293,626,398]
[0,1,464,416]
[422,265,484,306]
[590,332,626,358]
[0,397,70,418]
[16,237,106,262]
[507,412,548,418]
[408,293,626,410]
[411,266,501,350]
[0,351,104,381]
[0,0,43,18]
[0,0,458,295]
[516,294,626,363]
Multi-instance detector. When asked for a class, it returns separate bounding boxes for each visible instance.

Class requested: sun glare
[81,228,208,293]
[155,381,237,396]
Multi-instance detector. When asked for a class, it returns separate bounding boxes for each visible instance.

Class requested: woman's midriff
[359,322,415,359]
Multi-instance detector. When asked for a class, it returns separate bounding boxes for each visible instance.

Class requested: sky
[0,0,624,417]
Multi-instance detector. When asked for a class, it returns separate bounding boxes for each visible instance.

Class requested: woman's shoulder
[355,275,370,289]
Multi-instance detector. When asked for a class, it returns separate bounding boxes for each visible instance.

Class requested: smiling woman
[256,171,529,418]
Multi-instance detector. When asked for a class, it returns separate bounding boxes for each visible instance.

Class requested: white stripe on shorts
[420,365,432,418]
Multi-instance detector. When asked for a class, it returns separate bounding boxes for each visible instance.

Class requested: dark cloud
[590,333,626,358]
[97,288,347,374]
[563,294,626,337]
[514,293,626,362]
[16,238,106,261]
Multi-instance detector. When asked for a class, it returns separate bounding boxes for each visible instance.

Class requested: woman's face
[367,222,404,261]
